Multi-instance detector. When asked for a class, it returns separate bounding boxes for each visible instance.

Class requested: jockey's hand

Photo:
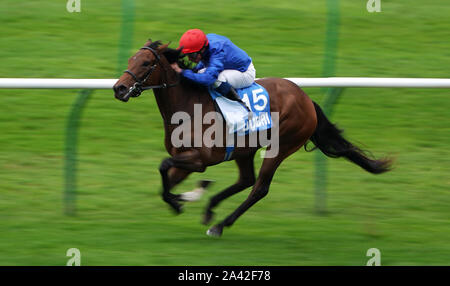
[171,62,183,74]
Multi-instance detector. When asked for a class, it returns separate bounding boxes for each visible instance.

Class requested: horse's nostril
[118,85,127,93]
[114,84,127,94]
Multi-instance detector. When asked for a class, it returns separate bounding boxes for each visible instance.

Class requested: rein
[122,46,178,100]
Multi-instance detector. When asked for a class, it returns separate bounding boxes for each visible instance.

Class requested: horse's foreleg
[159,158,183,213]
[159,150,206,213]
[203,154,256,225]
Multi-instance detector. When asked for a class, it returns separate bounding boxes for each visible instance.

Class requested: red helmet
[178,29,209,54]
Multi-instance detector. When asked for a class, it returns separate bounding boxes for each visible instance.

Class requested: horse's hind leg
[203,153,256,225]
[206,154,284,237]
[206,136,309,237]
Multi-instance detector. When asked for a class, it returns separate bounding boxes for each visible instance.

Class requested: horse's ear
[144,38,153,47]
[157,42,170,53]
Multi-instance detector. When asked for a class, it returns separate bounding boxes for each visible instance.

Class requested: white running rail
[1,77,450,89]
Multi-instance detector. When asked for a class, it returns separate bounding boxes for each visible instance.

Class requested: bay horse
[113,40,392,237]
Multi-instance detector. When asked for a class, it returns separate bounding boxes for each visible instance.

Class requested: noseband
[122,46,177,100]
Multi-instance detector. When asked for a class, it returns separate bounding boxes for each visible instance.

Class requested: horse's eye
[143,61,151,66]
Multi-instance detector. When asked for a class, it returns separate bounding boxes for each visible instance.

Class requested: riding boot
[215,82,250,112]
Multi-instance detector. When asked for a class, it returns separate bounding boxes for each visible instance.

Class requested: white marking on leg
[180,187,205,202]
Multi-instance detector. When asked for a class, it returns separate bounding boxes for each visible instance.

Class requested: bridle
[122,46,178,100]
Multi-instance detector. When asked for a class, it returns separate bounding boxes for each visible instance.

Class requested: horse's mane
[146,39,207,92]
[144,40,180,64]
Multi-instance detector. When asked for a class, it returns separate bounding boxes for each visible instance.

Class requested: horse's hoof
[202,210,215,225]
[166,199,183,214]
[206,225,223,237]
[172,202,183,214]
[163,193,183,214]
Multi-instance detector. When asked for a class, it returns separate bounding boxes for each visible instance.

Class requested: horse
[113,39,392,237]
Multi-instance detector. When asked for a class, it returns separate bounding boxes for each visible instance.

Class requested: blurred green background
[0,0,449,265]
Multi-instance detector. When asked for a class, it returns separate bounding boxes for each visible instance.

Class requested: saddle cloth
[209,82,272,136]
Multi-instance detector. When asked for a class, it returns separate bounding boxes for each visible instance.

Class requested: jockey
[171,29,256,105]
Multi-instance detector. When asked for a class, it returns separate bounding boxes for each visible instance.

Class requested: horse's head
[113,40,176,102]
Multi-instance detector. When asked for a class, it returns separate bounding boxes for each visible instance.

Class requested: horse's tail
[306,101,392,174]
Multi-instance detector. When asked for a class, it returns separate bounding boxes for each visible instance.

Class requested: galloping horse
[113,40,392,237]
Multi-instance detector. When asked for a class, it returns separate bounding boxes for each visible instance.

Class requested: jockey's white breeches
[199,62,256,89]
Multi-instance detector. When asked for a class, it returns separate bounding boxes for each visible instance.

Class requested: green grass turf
[0,0,449,265]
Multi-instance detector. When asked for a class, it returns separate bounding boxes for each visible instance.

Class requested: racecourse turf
[0,0,449,265]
